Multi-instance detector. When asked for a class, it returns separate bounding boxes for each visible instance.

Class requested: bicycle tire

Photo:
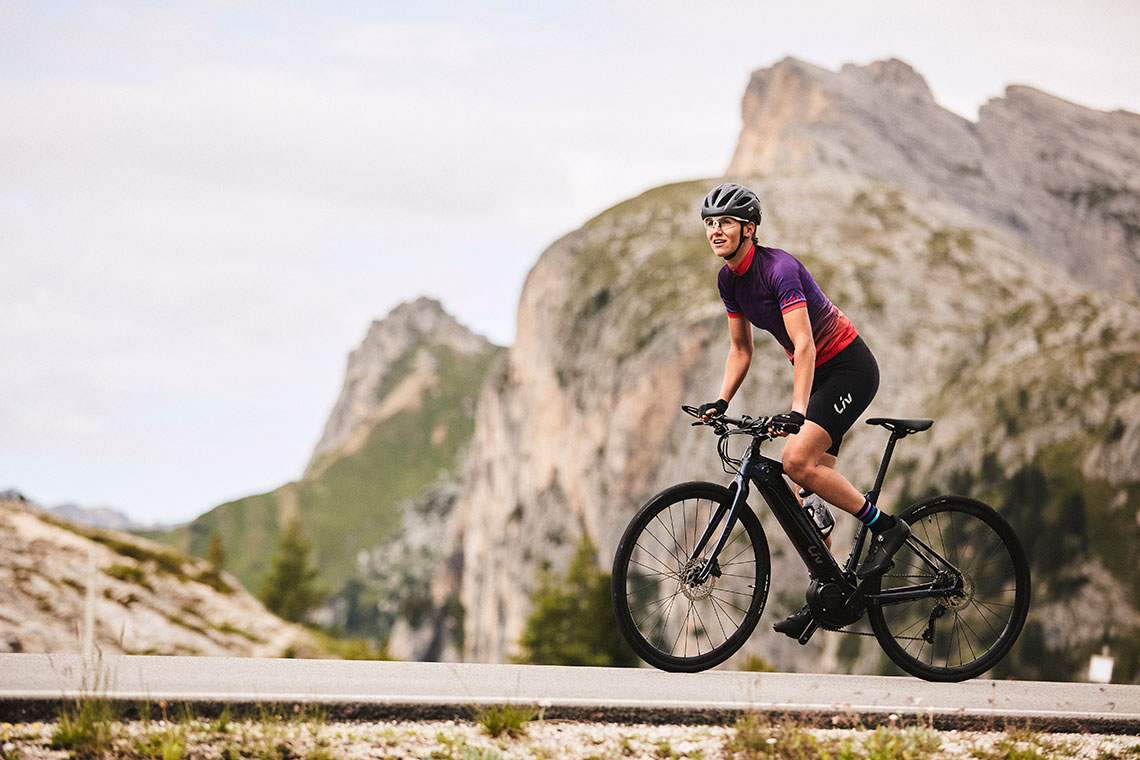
[611,481,771,672]
[866,495,1031,682]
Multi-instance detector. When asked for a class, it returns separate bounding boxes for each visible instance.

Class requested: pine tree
[207,532,227,572]
[259,518,325,623]
[516,535,638,667]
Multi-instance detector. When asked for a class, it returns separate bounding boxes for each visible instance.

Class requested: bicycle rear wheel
[611,482,770,672]
[866,495,1030,682]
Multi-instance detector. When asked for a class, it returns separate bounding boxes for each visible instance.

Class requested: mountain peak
[847,57,934,101]
[307,298,496,473]
[728,57,1140,298]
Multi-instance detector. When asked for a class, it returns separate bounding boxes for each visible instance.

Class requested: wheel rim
[875,504,1024,674]
[622,494,765,664]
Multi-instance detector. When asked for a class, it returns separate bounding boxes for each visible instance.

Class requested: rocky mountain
[391,59,1140,682]
[0,490,145,532]
[149,297,502,646]
[49,503,146,532]
[729,57,1140,299]
[307,297,495,476]
[1,498,322,656]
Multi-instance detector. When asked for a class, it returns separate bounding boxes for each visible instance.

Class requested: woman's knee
[781,446,814,483]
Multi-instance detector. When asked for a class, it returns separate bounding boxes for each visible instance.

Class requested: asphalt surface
[1,654,1137,732]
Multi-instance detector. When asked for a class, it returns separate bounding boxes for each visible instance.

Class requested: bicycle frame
[687,425,964,625]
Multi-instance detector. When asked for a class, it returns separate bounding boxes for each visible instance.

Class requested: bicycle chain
[826,577,949,641]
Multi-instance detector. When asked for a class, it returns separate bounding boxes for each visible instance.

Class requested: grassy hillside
[145,342,501,617]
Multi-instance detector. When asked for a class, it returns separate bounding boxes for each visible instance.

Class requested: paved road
[1,654,1137,732]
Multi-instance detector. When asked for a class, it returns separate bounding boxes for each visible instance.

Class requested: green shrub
[105,563,150,588]
[473,703,538,739]
[51,696,117,758]
[515,536,639,667]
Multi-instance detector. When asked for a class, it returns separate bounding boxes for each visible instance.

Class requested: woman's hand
[769,410,805,436]
[698,399,728,421]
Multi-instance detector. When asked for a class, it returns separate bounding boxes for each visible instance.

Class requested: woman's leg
[781,422,865,515]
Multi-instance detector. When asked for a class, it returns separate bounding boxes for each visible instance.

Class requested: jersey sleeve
[771,258,807,314]
[717,269,743,317]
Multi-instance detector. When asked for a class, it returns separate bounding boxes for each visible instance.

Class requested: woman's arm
[717,315,754,404]
[782,306,816,414]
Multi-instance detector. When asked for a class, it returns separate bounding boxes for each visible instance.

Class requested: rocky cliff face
[395,59,1140,680]
[308,297,494,474]
[1,499,320,656]
[728,57,1140,299]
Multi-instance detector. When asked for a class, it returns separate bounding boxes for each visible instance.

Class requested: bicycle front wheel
[611,482,771,672]
[866,495,1031,682]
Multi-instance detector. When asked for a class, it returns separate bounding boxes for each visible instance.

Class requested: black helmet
[701,183,762,226]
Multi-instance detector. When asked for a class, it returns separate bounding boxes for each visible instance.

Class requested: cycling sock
[855,500,897,533]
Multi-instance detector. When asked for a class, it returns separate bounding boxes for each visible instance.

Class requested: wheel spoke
[613,486,769,671]
[867,496,1029,681]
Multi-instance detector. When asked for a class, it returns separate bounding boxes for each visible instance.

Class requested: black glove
[770,410,805,434]
[697,399,728,418]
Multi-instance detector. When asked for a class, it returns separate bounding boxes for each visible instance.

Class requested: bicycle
[610,406,1031,682]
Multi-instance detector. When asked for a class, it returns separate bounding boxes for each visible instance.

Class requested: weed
[864,723,941,760]
[728,714,943,760]
[211,705,232,734]
[461,747,504,760]
[51,696,117,758]
[431,731,470,760]
[727,714,835,760]
[473,703,538,739]
[134,725,187,760]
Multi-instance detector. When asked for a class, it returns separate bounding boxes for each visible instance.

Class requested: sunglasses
[704,217,747,230]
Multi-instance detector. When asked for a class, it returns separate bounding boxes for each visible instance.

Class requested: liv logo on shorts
[834,393,853,415]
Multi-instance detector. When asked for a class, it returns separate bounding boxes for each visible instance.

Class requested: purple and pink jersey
[718,245,858,367]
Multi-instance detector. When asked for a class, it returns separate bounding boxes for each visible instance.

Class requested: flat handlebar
[680,405,775,435]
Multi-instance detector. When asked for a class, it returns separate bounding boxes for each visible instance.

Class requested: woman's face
[705,216,753,260]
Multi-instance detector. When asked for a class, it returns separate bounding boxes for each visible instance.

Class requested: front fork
[687,463,752,586]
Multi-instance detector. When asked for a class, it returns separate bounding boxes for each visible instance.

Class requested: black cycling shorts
[806,336,879,456]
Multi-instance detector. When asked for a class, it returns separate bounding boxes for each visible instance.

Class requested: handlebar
[681,405,777,436]
[682,404,784,473]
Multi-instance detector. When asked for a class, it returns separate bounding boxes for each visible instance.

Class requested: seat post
[866,432,904,505]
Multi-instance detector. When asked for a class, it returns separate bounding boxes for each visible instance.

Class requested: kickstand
[796,619,819,645]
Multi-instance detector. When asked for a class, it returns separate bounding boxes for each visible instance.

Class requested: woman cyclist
[696,182,909,639]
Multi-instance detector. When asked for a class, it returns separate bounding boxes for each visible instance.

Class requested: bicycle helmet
[701,183,762,226]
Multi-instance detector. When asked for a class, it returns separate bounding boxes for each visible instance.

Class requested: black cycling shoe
[857,518,911,579]
[773,605,814,639]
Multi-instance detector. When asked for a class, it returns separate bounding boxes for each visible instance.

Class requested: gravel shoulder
[4,716,1140,760]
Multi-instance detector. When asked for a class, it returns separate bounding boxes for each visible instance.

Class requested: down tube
[756,478,846,581]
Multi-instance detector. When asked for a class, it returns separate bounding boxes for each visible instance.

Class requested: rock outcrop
[728,57,1140,299]
[308,297,494,474]
[392,59,1140,681]
[0,499,320,656]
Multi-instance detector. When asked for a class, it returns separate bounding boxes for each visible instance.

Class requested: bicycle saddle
[866,417,933,434]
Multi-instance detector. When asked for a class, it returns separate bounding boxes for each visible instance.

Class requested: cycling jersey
[718,245,858,366]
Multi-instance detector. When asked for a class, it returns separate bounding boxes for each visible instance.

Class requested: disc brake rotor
[945,573,975,610]
[680,558,718,601]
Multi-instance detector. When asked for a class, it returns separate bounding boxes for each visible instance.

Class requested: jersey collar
[727,244,755,275]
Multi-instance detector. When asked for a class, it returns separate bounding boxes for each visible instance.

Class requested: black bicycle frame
[689,428,963,608]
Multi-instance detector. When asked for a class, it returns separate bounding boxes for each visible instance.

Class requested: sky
[3,0,1138,525]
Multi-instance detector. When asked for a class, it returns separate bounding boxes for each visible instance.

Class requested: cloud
[3,0,1138,521]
